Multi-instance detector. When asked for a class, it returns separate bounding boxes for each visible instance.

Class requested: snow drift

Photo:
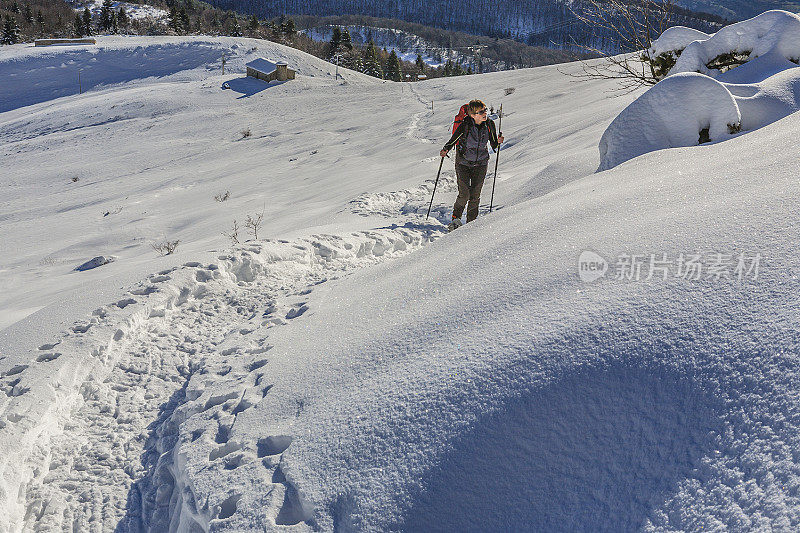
[600,10,800,170]
[598,73,740,171]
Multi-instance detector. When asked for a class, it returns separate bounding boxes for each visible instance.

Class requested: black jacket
[442,116,500,157]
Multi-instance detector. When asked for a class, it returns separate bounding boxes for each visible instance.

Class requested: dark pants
[453,161,488,222]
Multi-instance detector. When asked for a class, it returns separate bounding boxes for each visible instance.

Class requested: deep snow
[1,25,800,533]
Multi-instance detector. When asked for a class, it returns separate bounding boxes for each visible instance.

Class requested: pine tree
[2,15,21,44]
[10,2,20,14]
[74,12,84,37]
[229,17,242,37]
[416,54,425,74]
[362,40,383,79]
[281,17,295,37]
[168,7,179,32]
[23,4,32,25]
[342,50,362,72]
[386,50,402,81]
[117,7,128,30]
[36,10,44,36]
[249,14,258,32]
[82,7,92,35]
[329,26,341,53]
[100,0,113,31]
[341,27,352,50]
[179,8,189,32]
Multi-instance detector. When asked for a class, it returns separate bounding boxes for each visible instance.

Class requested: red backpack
[452,103,469,136]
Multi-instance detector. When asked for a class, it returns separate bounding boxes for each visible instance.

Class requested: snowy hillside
[72,0,168,22]
[2,22,800,533]
[305,25,448,68]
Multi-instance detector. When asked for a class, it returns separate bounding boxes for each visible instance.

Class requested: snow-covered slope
[1,32,799,532]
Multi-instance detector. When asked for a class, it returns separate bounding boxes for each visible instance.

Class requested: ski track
[404,84,436,145]
[0,182,447,532]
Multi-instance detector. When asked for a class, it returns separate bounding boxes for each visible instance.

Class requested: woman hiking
[439,99,503,229]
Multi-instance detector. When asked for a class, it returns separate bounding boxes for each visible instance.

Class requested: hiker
[439,99,503,227]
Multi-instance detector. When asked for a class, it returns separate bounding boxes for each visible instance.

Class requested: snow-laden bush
[600,10,800,170]
[652,10,800,79]
[646,26,711,79]
[598,73,740,171]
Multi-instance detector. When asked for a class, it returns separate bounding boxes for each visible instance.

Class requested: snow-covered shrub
[152,239,180,255]
[598,73,740,171]
[644,26,711,80]
[599,9,800,170]
[652,10,800,79]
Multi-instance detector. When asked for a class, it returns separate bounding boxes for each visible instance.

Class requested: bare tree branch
[566,0,676,93]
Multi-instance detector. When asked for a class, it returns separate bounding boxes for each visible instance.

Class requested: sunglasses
[473,109,488,115]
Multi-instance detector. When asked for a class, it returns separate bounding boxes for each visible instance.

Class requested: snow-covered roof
[246,58,278,75]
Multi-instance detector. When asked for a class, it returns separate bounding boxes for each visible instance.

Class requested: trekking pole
[489,103,503,213]
[426,156,445,220]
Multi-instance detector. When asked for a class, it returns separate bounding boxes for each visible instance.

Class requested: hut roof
[246,58,278,76]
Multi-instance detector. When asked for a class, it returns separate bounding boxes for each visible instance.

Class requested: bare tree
[223,219,240,244]
[152,240,180,256]
[244,208,264,240]
[566,0,676,93]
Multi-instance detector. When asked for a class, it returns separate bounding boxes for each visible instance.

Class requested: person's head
[468,99,488,124]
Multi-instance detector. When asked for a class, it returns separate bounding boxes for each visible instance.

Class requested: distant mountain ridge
[678,0,800,20]
[208,0,724,53]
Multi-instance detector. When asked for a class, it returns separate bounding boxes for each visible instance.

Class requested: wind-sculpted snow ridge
[0,222,442,532]
[599,10,800,170]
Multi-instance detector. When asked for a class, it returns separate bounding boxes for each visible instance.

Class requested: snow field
[6,25,799,532]
[0,39,635,529]
[0,35,642,530]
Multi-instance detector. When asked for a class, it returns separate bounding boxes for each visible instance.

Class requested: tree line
[202,0,730,54]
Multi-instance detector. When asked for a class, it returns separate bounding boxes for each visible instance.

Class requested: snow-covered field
[1,18,800,532]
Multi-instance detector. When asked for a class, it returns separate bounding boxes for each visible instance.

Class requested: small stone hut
[246,58,296,82]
